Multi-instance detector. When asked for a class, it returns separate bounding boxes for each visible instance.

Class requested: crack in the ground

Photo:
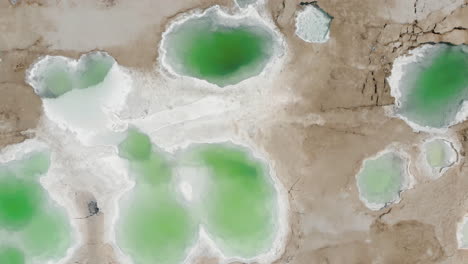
[272,0,286,28]
[357,6,467,111]
[414,0,419,16]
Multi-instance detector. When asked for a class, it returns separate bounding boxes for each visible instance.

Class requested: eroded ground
[1,0,468,263]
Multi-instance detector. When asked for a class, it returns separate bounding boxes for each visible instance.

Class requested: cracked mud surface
[1,0,468,263]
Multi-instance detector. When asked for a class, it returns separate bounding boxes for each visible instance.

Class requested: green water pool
[396,44,468,128]
[357,151,408,210]
[162,9,277,87]
[28,52,115,98]
[184,143,278,257]
[116,129,279,263]
[117,129,198,264]
[0,152,72,263]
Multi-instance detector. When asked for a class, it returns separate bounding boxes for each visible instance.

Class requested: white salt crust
[295,5,332,43]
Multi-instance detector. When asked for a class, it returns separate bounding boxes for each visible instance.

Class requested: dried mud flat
[1,0,468,264]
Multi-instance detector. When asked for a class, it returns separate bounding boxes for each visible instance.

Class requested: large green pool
[0,151,72,264]
[116,129,280,263]
[183,143,278,258]
[117,129,198,264]
[393,44,468,128]
[162,8,278,87]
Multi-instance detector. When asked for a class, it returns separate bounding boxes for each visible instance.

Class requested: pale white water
[26,52,132,145]
[356,145,414,211]
[295,5,333,43]
[420,137,459,179]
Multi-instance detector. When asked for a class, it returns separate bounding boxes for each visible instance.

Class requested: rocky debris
[87,200,100,216]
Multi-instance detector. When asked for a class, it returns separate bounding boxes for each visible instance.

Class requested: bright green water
[117,129,198,264]
[398,45,468,128]
[0,247,24,264]
[116,129,279,262]
[357,152,406,207]
[163,11,276,86]
[0,152,72,263]
[32,52,114,98]
[0,175,42,230]
[187,144,277,257]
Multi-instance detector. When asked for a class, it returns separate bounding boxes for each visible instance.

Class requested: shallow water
[162,9,278,87]
[0,152,71,263]
[357,152,407,210]
[424,139,456,169]
[117,129,198,264]
[28,52,114,99]
[117,129,280,262]
[395,44,468,128]
[183,143,278,258]
[295,5,332,43]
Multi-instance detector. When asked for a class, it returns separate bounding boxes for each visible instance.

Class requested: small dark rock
[300,1,318,6]
[88,200,100,216]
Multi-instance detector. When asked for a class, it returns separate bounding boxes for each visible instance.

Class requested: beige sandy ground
[1,0,468,263]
